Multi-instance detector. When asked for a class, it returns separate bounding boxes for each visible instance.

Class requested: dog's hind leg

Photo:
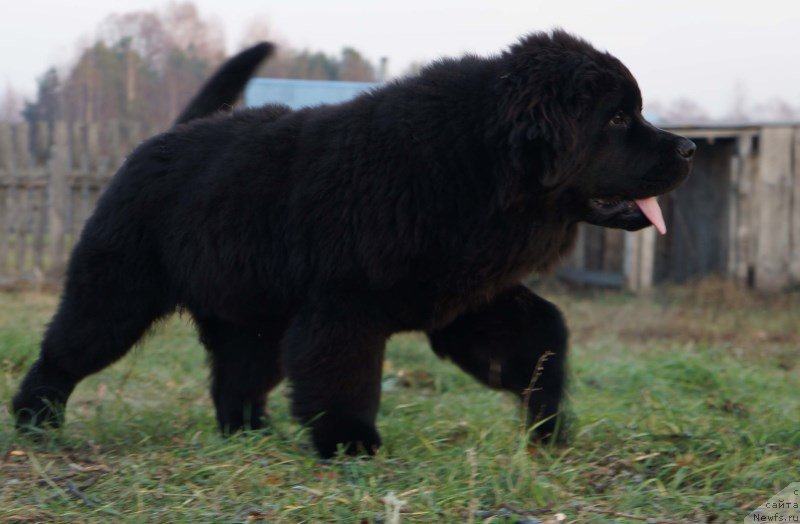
[428,285,569,443]
[196,317,286,434]
[12,241,173,431]
[283,296,387,458]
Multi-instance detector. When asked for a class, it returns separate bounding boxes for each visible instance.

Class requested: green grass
[1,282,798,522]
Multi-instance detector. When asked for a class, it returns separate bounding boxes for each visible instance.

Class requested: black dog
[13,30,694,458]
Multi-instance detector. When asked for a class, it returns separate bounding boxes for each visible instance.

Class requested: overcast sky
[2,0,798,117]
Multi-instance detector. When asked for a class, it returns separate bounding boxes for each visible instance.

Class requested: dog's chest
[428,221,576,327]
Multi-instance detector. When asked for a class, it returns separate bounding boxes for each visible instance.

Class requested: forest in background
[0,1,798,130]
[0,2,381,133]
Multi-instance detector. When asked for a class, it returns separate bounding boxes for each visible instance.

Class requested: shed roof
[244,78,380,110]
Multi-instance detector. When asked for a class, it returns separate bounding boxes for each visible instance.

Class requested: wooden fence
[0,120,160,286]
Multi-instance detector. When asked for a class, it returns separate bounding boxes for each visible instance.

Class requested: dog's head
[495,30,694,233]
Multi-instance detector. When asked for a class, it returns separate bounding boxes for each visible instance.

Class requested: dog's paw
[528,409,573,446]
[311,417,382,458]
[217,408,272,436]
[12,393,66,433]
[12,359,75,433]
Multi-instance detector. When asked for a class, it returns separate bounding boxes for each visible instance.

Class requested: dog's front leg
[428,285,570,443]
[283,296,387,458]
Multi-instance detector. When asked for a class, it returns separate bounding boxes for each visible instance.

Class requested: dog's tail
[173,42,274,126]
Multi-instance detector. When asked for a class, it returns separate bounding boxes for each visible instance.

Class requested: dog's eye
[609,111,627,127]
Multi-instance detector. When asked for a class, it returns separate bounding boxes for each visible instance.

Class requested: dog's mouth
[585,195,667,234]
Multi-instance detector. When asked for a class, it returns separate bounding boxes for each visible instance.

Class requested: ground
[1,280,798,523]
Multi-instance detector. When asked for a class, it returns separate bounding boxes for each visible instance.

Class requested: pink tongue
[635,197,667,235]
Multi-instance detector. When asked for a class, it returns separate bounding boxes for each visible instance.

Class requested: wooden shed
[244,78,379,110]
[560,123,800,292]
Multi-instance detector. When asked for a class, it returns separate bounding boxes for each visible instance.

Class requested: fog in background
[2,0,798,123]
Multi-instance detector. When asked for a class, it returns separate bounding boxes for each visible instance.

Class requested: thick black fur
[11,42,275,431]
[13,31,693,458]
[429,285,569,441]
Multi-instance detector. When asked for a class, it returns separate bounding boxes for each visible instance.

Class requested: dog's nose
[677,139,696,160]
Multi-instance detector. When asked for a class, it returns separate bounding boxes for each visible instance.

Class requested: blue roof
[244,78,380,110]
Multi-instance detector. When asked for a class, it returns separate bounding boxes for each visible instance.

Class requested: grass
[0,280,798,523]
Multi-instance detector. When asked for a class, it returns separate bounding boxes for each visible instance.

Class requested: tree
[58,2,228,127]
[656,98,711,125]
[99,10,171,71]
[162,2,225,64]
[22,2,382,131]
[239,18,379,82]
[23,68,61,127]
[339,47,375,82]
[239,17,294,79]
[752,97,798,122]
[239,17,273,49]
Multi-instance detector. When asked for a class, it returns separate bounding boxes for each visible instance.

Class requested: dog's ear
[498,82,577,196]
[496,31,602,196]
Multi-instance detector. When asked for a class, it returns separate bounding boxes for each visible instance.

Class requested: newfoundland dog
[13,30,694,457]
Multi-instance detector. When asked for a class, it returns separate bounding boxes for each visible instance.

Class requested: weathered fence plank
[34,122,49,162]
[0,185,8,276]
[48,122,70,277]
[15,123,32,170]
[87,123,100,170]
[15,188,29,273]
[755,127,794,291]
[791,130,800,283]
[108,119,121,167]
[32,185,45,277]
[0,124,14,173]
[2,119,800,291]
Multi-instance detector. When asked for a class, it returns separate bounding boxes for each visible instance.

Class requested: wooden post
[791,129,800,284]
[0,123,14,173]
[15,183,28,273]
[20,123,47,278]
[603,229,625,272]
[85,123,102,226]
[755,127,794,291]
[9,125,27,275]
[624,230,637,291]
[624,228,655,292]
[727,142,741,279]
[75,123,90,234]
[77,122,89,174]
[48,121,70,277]
[570,224,586,269]
[639,227,655,291]
[1,124,22,277]
[87,123,99,171]
[730,133,753,282]
[741,133,759,287]
[0,182,7,277]
[0,123,12,275]
[108,118,121,168]
[34,122,48,162]
[69,122,81,173]
[32,182,46,277]
[15,123,32,170]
